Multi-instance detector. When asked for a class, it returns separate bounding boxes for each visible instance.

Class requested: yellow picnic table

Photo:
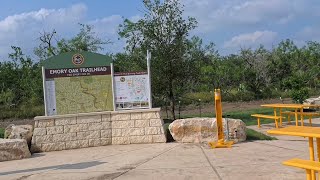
[268,126,320,180]
[261,104,319,127]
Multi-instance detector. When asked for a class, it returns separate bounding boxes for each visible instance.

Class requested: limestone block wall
[31,108,166,152]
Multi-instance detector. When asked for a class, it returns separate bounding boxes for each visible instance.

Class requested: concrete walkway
[1,119,320,180]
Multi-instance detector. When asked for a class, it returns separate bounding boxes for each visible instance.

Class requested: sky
[0,0,320,60]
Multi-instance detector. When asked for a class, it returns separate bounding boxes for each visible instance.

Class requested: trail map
[53,75,113,114]
[114,73,150,109]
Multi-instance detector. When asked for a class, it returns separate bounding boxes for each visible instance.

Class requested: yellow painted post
[279,107,283,126]
[308,137,315,180]
[301,108,304,126]
[208,89,233,149]
[258,117,261,128]
[316,138,320,162]
[317,138,320,179]
[295,109,298,126]
[309,116,312,127]
[306,169,312,180]
[215,89,224,141]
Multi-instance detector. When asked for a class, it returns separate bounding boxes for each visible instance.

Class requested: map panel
[54,75,113,114]
[114,73,150,109]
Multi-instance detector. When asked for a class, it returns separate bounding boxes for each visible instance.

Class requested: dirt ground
[0,97,300,129]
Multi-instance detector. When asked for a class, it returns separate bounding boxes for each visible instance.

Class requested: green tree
[34,24,111,61]
[119,0,197,119]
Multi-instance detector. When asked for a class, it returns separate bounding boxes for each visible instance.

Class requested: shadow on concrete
[0,161,106,176]
[29,153,46,159]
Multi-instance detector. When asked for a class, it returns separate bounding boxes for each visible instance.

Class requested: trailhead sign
[42,52,114,116]
[41,51,152,116]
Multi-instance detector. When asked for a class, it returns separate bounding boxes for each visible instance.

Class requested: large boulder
[5,124,33,147]
[169,118,246,143]
[0,139,31,162]
[304,96,320,109]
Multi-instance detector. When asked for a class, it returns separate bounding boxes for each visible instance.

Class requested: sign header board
[45,66,111,78]
[41,52,114,116]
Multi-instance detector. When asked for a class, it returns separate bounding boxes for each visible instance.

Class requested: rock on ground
[169,118,246,143]
[304,96,320,109]
[0,139,31,162]
[5,124,34,147]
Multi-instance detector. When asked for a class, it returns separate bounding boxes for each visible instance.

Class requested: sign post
[147,50,152,109]
[111,63,116,111]
[208,89,234,148]
[42,66,47,116]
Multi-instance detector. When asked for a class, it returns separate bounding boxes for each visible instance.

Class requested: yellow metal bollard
[208,89,234,148]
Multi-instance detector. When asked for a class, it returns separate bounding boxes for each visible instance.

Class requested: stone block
[0,139,31,161]
[77,115,101,124]
[112,121,134,129]
[55,117,76,126]
[33,128,47,136]
[53,133,77,142]
[37,119,55,128]
[5,125,34,146]
[135,120,149,127]
[130,112,142,120]
[102,114,111,121]
[111,114,130,121]
[89,139,101,147]
[77,131,100,140]
[36,135,53,144]
[65,140,88,149]
[64,124,88,133]
[101,129,112,138]
[101,138,112,146]
[152,135,167,143]
[169,118,247,143]
[42,142,65,152]
[112,137,129,145]
[130,136,152,144]
[142,112,160,119]
[88,123,103,131]
[129,128,145,136]
[34,120,38,128]
[112,128,130,137]
[46,126,64,135]
[101,121,111,129]
[145,127,161,135]
[149,119,163,127]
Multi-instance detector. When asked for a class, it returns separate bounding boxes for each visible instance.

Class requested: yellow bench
[283,158,320,180]
[282,111,320,126]
[251,114,285,128]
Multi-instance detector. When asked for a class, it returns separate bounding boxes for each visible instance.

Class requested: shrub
[291,88,309,104]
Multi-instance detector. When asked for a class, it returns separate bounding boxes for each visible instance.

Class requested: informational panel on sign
[114,72,150,110]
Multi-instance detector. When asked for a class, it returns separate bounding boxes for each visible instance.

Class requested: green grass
[246,128,277,141]
[0,128,4,138]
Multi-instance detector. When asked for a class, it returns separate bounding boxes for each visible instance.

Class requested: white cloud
[183,0,311,33]
[0,4,88,59]
[0,3,128,60]
[224,30,277,48]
